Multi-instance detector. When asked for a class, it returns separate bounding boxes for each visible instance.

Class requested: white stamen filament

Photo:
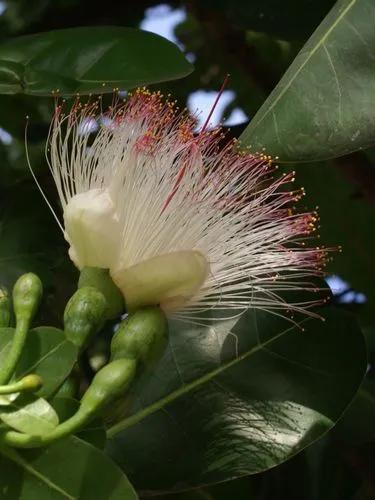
[46,90,328,322]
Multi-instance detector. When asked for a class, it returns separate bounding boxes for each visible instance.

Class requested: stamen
[25,117,64,233]
[161,75,231,212]
[200,73,231,134]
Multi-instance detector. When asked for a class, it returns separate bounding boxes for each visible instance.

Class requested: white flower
[45,89,328,323]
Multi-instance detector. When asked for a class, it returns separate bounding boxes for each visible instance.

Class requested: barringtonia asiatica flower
[45,89,328,323]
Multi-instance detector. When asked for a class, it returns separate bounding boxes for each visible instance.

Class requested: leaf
[0,327,78,398]
[106,306,366,493]
[0,392,20,406]
[0,436,138,499]
[239,0,375,162]
[0,394,58,436]
[51,397,106,450]
[0,26,193,96]
[334,381,375,443]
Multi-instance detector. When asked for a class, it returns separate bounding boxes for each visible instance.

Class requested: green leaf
[239,0,375,162]
[0,27,193,96]
[0,394,58,436]
[51,397,106,450]
[0,436,138,499]
[0,327,78,398]
[0,392,20,406]
[334,381,375,443]
[106,306,366,493]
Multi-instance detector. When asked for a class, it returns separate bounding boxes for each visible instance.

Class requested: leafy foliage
[240,0,375,161]
[107,306,366,493]
[0,395,59,436]
[0,27,193,96]
[0,437,137,499]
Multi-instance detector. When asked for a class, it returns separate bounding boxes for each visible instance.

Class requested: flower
[45,89,328,323]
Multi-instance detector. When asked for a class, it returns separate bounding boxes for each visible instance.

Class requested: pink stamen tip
[161,76,231,213]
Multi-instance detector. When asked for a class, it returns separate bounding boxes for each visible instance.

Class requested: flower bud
[80,358,136,415]
[12,273,43,324]
[19,374,43,392]
[78,267,124,320]
[64,286,107,348]
[110,307,168,368]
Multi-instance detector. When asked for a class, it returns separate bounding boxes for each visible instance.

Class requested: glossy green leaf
[334,381,375,443]
[0,436,138,499]
[0,327,78,398]
[107,306,365,493]
[51,397,106,450]
[0,27,193,96]
[239,0,375,162]
[0,394,58,436]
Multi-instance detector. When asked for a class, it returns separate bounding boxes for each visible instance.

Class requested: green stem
[0,409,90,449]
[0,317,29,385]
[0,379,33,395]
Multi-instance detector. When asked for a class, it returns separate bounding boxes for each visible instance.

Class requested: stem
[0,409,90,449]
[0,317,29,385]
[0,379,33,395]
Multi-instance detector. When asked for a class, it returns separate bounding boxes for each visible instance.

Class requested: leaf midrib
[250,0,357,130]
[107,317,310,437]
[1,446,75,499]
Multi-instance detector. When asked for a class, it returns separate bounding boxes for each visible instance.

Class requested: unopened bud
[12,273,43,324]
[111,307,168,368]
[64,286,107,348]
[20,374,43,392]
[78,267,124,320]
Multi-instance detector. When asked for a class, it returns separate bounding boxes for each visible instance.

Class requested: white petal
[64,188,121,270]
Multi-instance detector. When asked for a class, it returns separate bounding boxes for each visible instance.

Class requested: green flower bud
[19,374,43,392]
[12,273,43,324]
[80,358,136,415]
[78,267,124,320]
[64,286,107,348]
[0,287,10,328]
[110,307,168,368]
